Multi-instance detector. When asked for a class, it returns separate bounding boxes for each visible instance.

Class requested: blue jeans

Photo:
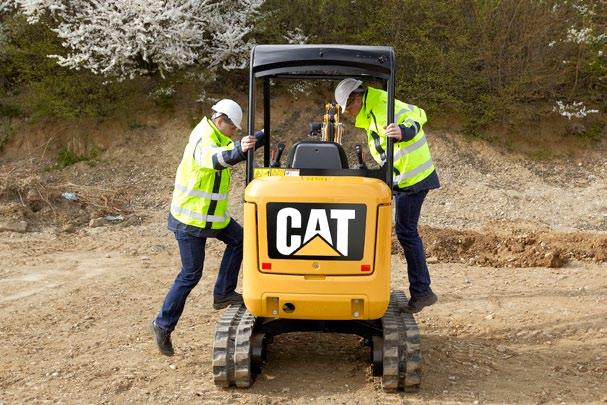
[155,219,243,332]
[394,190,433,298]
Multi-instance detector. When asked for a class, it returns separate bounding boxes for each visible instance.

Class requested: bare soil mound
[415,226,607,268]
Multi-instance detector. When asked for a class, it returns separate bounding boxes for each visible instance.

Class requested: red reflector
[361,264,371,272]
[261,262,272,270]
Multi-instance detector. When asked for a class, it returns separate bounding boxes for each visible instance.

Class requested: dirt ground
[1,113,606,403]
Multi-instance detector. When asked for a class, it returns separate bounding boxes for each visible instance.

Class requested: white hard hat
[211,99,243,130]
[334,78,363,112]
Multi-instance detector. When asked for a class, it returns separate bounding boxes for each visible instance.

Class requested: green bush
[0,101,21,118]
[149,85,176,109]
[55,147,98,169]
[0,14,137,120]
[258,0,606,133]
[1,1,604,138]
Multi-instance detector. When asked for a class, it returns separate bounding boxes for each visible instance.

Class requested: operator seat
[286,141,349,169]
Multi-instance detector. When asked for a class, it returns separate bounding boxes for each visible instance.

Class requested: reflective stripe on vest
[394,107,408,122]
[174,182,228,201]
[393,158,434,184]
[369,111,385,161]
[394,135,427,161]
[171,204,228,223]
[215,149,233,168]
[403,118,419,134]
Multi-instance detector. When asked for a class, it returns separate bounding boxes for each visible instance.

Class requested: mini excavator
[212,45,422,392]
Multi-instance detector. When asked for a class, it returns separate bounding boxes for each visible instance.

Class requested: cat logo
[266,203,366,260]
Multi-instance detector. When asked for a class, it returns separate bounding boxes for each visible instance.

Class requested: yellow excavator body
[242,175,392,320]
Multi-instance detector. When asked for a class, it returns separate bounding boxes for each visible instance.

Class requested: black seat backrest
[286,141,349,169]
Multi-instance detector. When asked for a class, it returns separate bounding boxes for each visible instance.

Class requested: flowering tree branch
[2,0,264,80]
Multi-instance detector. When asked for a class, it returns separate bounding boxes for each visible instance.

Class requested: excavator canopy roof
[251,45,395,80]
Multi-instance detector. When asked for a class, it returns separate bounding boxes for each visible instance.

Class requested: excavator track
[233,309,256,387]
[380,290,422,392]
[211,290,422,391]
[213,304,260,388]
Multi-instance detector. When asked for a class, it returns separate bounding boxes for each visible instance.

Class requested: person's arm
[193,141,244,170]
[194,130,265,170]
[395,105,428,142]
[398,121,421,142]
[234,129,265,151]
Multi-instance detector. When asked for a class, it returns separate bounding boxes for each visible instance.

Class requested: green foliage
[0,0,605,138]
[149,85,175,109]
[0,101,21,118]
[55,147,98,169]
[0,118,11,152]
[0,14,135,120]
[574,121,605,141]
[258,0,606,133]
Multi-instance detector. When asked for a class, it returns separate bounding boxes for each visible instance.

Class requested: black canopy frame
[245,45,396,188]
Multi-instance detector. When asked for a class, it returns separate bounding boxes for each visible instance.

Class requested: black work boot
[213,291,244,310]
[402,292,438,314]
[150,320,174,356]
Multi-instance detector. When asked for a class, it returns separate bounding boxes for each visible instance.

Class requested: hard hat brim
[335,78,363,113]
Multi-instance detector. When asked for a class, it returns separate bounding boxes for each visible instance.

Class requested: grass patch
[0,102,22,118]
[530,148,554,161]
[55,147,98,169]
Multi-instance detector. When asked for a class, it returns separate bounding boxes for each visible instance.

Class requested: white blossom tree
[1,0,65,23]
[549,0,605,118]
[283,27,308,45]
[204,0,264,70]
[1,0,264,79]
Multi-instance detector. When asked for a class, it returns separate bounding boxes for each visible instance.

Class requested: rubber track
[381,290,423,392]
[234,309,256,387]
[212,304,245,387]
[394,290,422,391]
[381,292,401,391]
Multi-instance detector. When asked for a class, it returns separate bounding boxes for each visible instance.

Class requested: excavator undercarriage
[212,290,422,392]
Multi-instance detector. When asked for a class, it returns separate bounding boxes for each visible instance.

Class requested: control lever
[355,144,367,169]
[270,143,285,168]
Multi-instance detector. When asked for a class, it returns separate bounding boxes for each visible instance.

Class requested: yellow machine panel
[243,176,392,320]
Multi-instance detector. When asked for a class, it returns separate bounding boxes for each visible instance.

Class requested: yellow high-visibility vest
[170,117,234,229]
[355,87,434,189]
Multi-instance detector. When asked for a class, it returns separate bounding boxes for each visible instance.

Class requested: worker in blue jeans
[154,217,244,333]
[151,99,264,356]
[394,190,434,301]
[335,79,440,312]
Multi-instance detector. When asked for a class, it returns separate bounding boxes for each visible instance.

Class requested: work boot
[150,320,174,356]
[402,292,438,314]
[213,291,244,310]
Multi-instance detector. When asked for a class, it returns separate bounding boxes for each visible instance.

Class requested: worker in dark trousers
[335,78,440,313]
[151,99,264,356]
